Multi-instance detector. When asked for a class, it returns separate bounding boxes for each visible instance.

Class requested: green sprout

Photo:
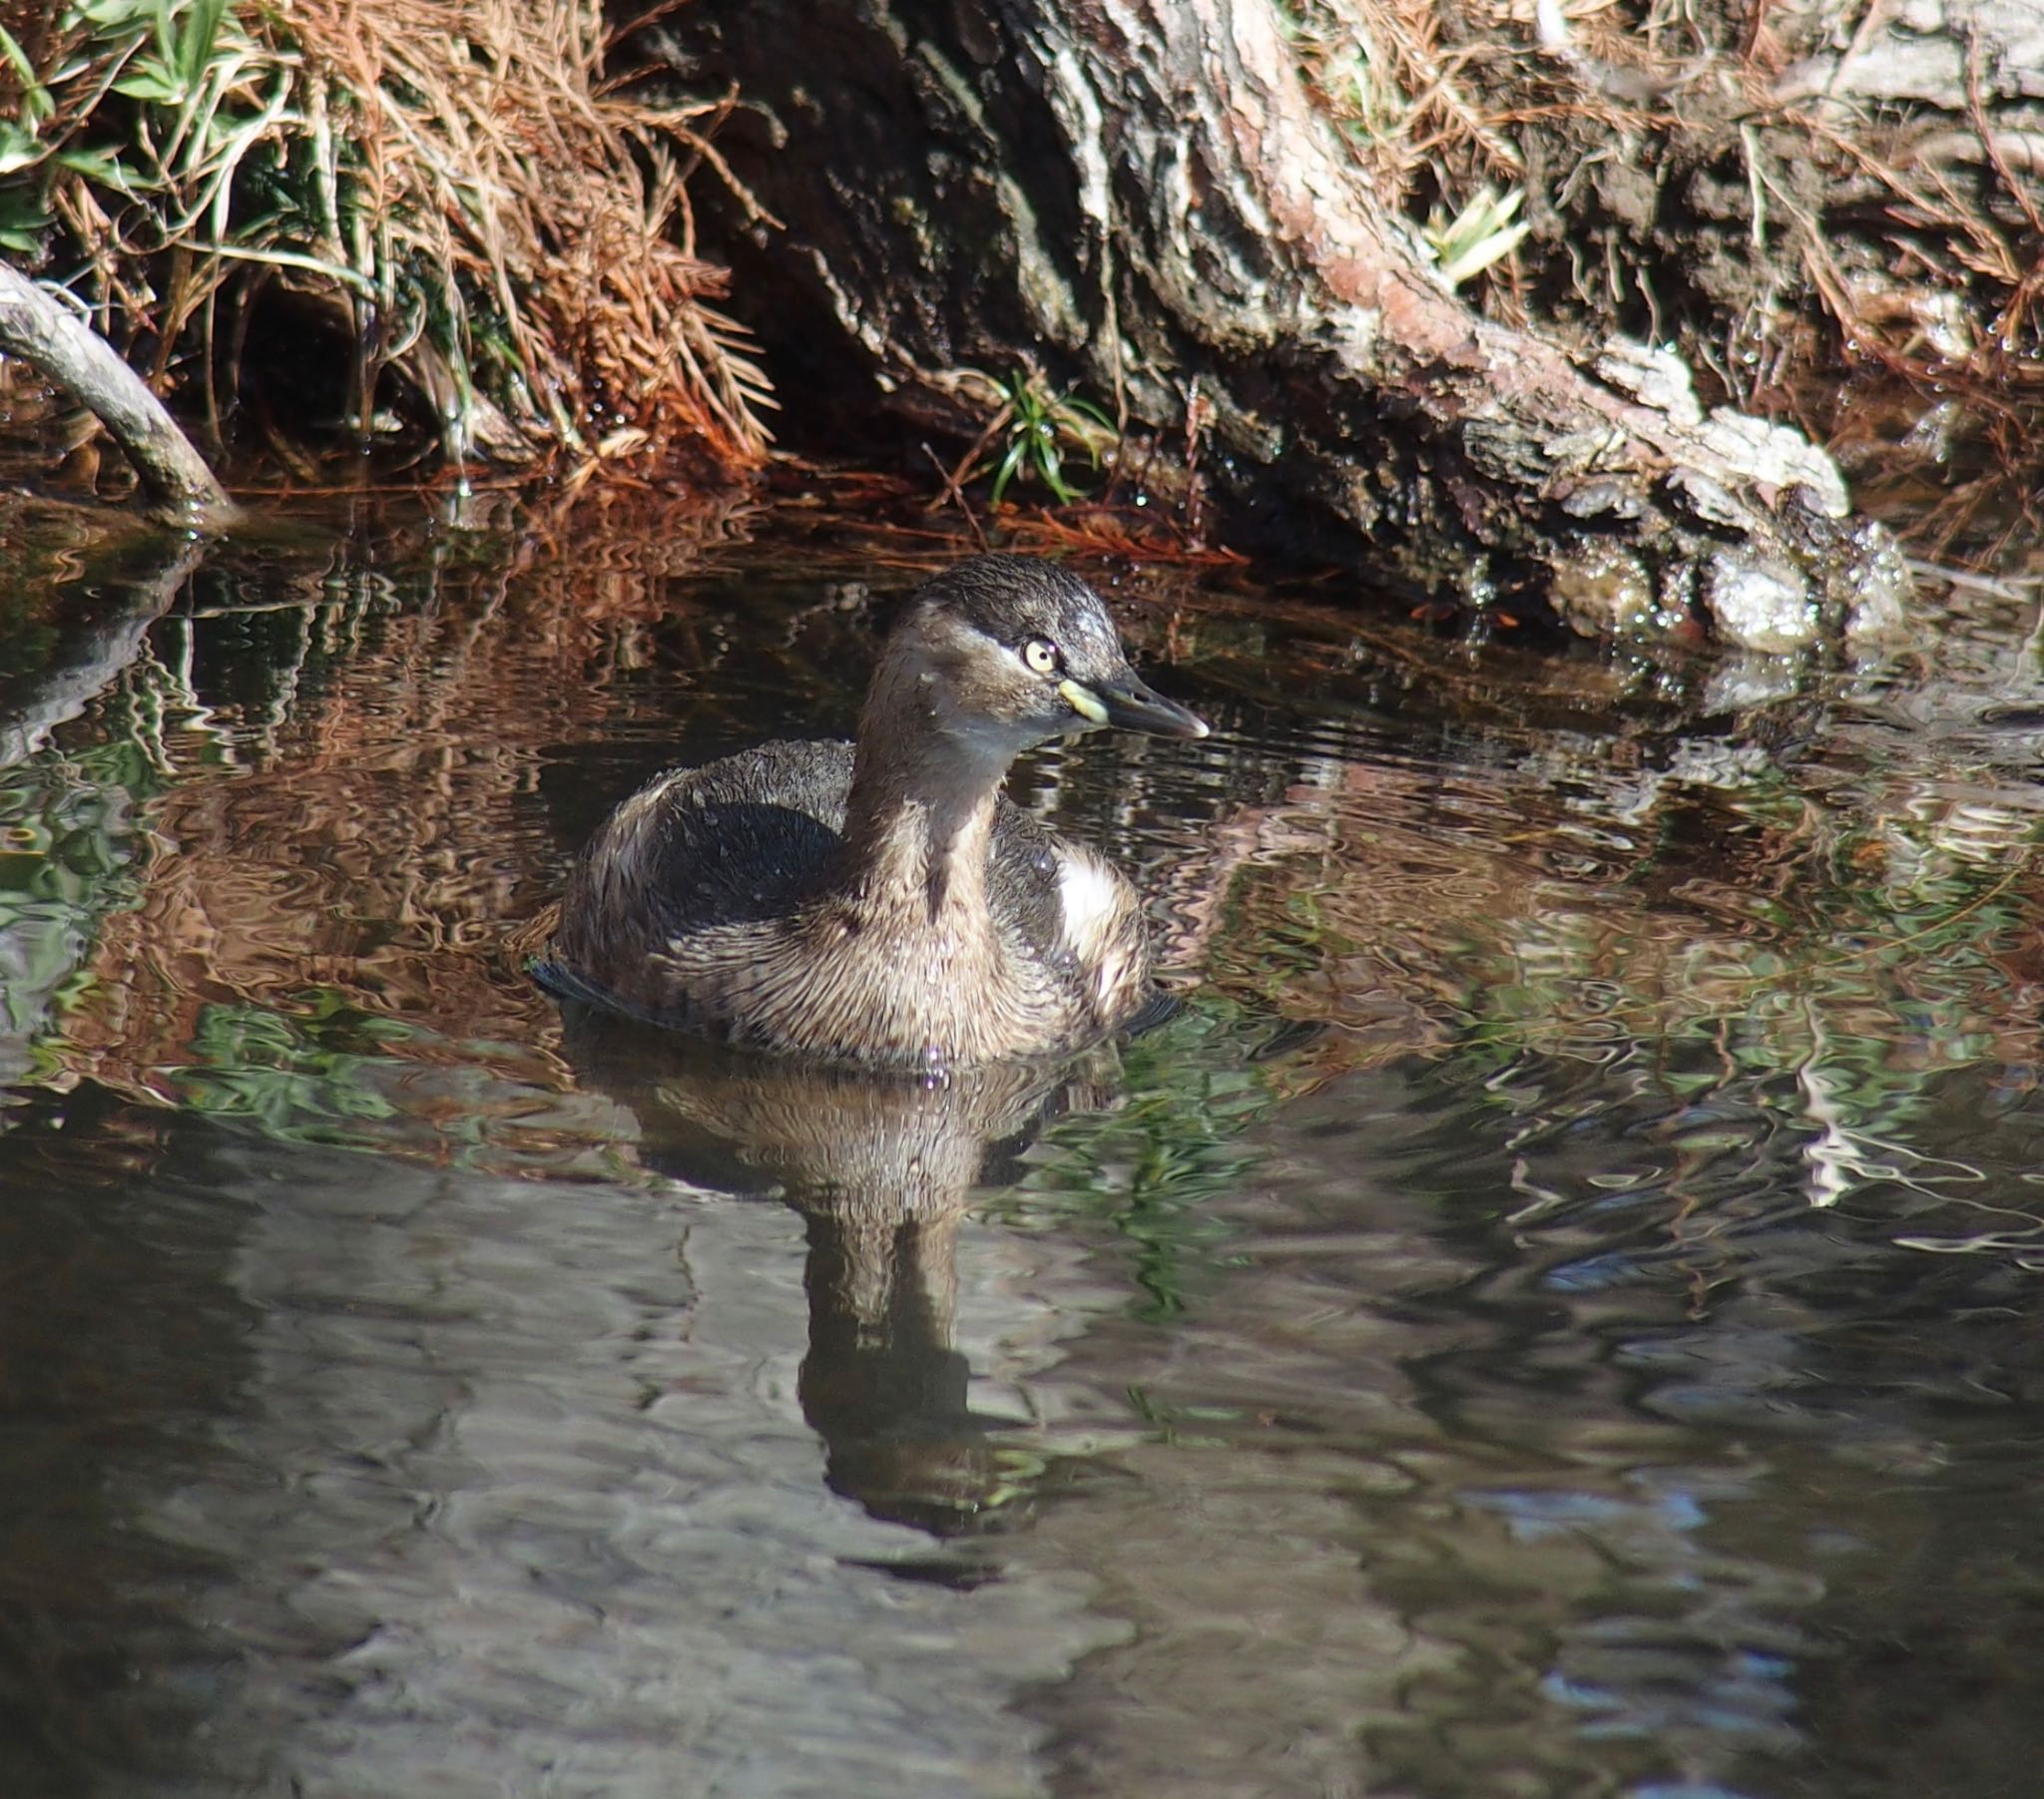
[978,369,1118,506]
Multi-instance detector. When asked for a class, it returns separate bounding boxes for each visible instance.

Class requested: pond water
[3,488,2044,1797]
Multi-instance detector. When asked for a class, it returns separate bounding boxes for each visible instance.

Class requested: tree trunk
[660,0,1915,651]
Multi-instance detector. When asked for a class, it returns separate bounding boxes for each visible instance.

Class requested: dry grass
[1290,0,2043,407]
[2,0,773,475]
[287,0,773,467]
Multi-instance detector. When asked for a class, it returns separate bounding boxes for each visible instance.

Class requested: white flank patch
[1056,846,1123,964]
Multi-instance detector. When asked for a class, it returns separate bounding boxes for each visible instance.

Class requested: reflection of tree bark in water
[0,528,205,766]
[0,528,211,1088]
[557,1001,1117,1533]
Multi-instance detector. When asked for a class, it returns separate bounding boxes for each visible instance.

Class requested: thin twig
[920,442,989,550]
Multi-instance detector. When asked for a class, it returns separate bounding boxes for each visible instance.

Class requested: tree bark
[666,0,1911,650]
[0,261,237,526]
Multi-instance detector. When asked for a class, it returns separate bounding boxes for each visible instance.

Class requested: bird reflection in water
[555,1000,1126,1536]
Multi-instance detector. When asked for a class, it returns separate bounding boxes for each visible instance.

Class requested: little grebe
[539,554,1208,1069]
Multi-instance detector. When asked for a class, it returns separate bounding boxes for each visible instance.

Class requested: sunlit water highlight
[1,499,2042,1796]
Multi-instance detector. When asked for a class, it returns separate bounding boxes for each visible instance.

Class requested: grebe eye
[1022,637,1059,675]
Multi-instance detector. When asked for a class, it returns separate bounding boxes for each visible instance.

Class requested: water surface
[3,492,2043,1796]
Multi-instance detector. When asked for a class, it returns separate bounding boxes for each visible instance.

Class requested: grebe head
[877,554,1209,758]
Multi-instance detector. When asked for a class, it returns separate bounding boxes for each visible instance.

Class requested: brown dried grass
[284,0,774,468]
[8,0,772,476]
[1298,0,2042,402]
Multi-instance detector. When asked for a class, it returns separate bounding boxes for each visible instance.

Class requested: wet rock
[1703,550,1817,652]
[1548,540,1658,639]
[1660,737,1779,787]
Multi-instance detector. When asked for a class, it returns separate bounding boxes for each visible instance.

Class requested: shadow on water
[3,489,2044,1793]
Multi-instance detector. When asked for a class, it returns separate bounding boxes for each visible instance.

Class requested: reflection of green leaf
[1230,768,2044,1179]
[174,999,403,1143]
[1125,1388,1239,1448]
[993,997,1286,1320]
[0,749,156,1056]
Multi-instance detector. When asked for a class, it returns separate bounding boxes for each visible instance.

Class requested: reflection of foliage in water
[170,995,413,1145]
[1210,724,2044,1251]
[4,502,772,1184]
[0,744,160,1083]
[1469,829,2034,1165]
[0,521,422,1085]
[10,504,2044,1284]
[993,1000,1298,1319]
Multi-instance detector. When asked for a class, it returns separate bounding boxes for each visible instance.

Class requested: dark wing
[638,738,855,931]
